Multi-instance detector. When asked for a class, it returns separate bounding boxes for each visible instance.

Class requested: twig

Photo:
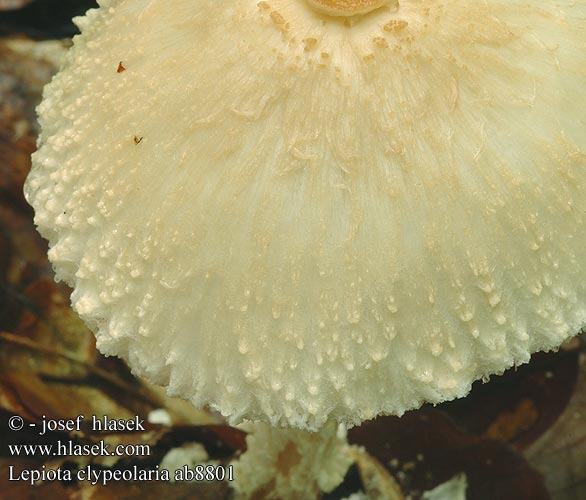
[0,331,163,409]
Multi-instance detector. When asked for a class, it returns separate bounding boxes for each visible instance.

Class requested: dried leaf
[0,1,97,38]
[441,351,579,450]
[0,1,34,11]
[422,474,467,500]
[526,354,586,500]
[349,410,551,500]
[347,446,404,500]
[0,459,72,500]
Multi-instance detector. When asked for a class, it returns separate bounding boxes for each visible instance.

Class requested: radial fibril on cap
[24,0,586,431]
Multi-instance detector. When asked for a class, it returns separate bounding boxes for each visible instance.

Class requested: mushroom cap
[25,0,586,430]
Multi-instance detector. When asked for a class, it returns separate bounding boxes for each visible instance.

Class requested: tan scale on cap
[25,0,586,430]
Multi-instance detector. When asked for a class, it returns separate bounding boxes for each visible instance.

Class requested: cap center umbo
[305,0,394,17]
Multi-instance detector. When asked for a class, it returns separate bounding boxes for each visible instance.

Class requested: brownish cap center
[306,0,391,17]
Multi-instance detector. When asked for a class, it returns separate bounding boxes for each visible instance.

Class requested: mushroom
[25,0,586,497]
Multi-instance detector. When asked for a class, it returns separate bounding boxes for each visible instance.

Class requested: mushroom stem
[305,0,393,17]
[230,420,353,499]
